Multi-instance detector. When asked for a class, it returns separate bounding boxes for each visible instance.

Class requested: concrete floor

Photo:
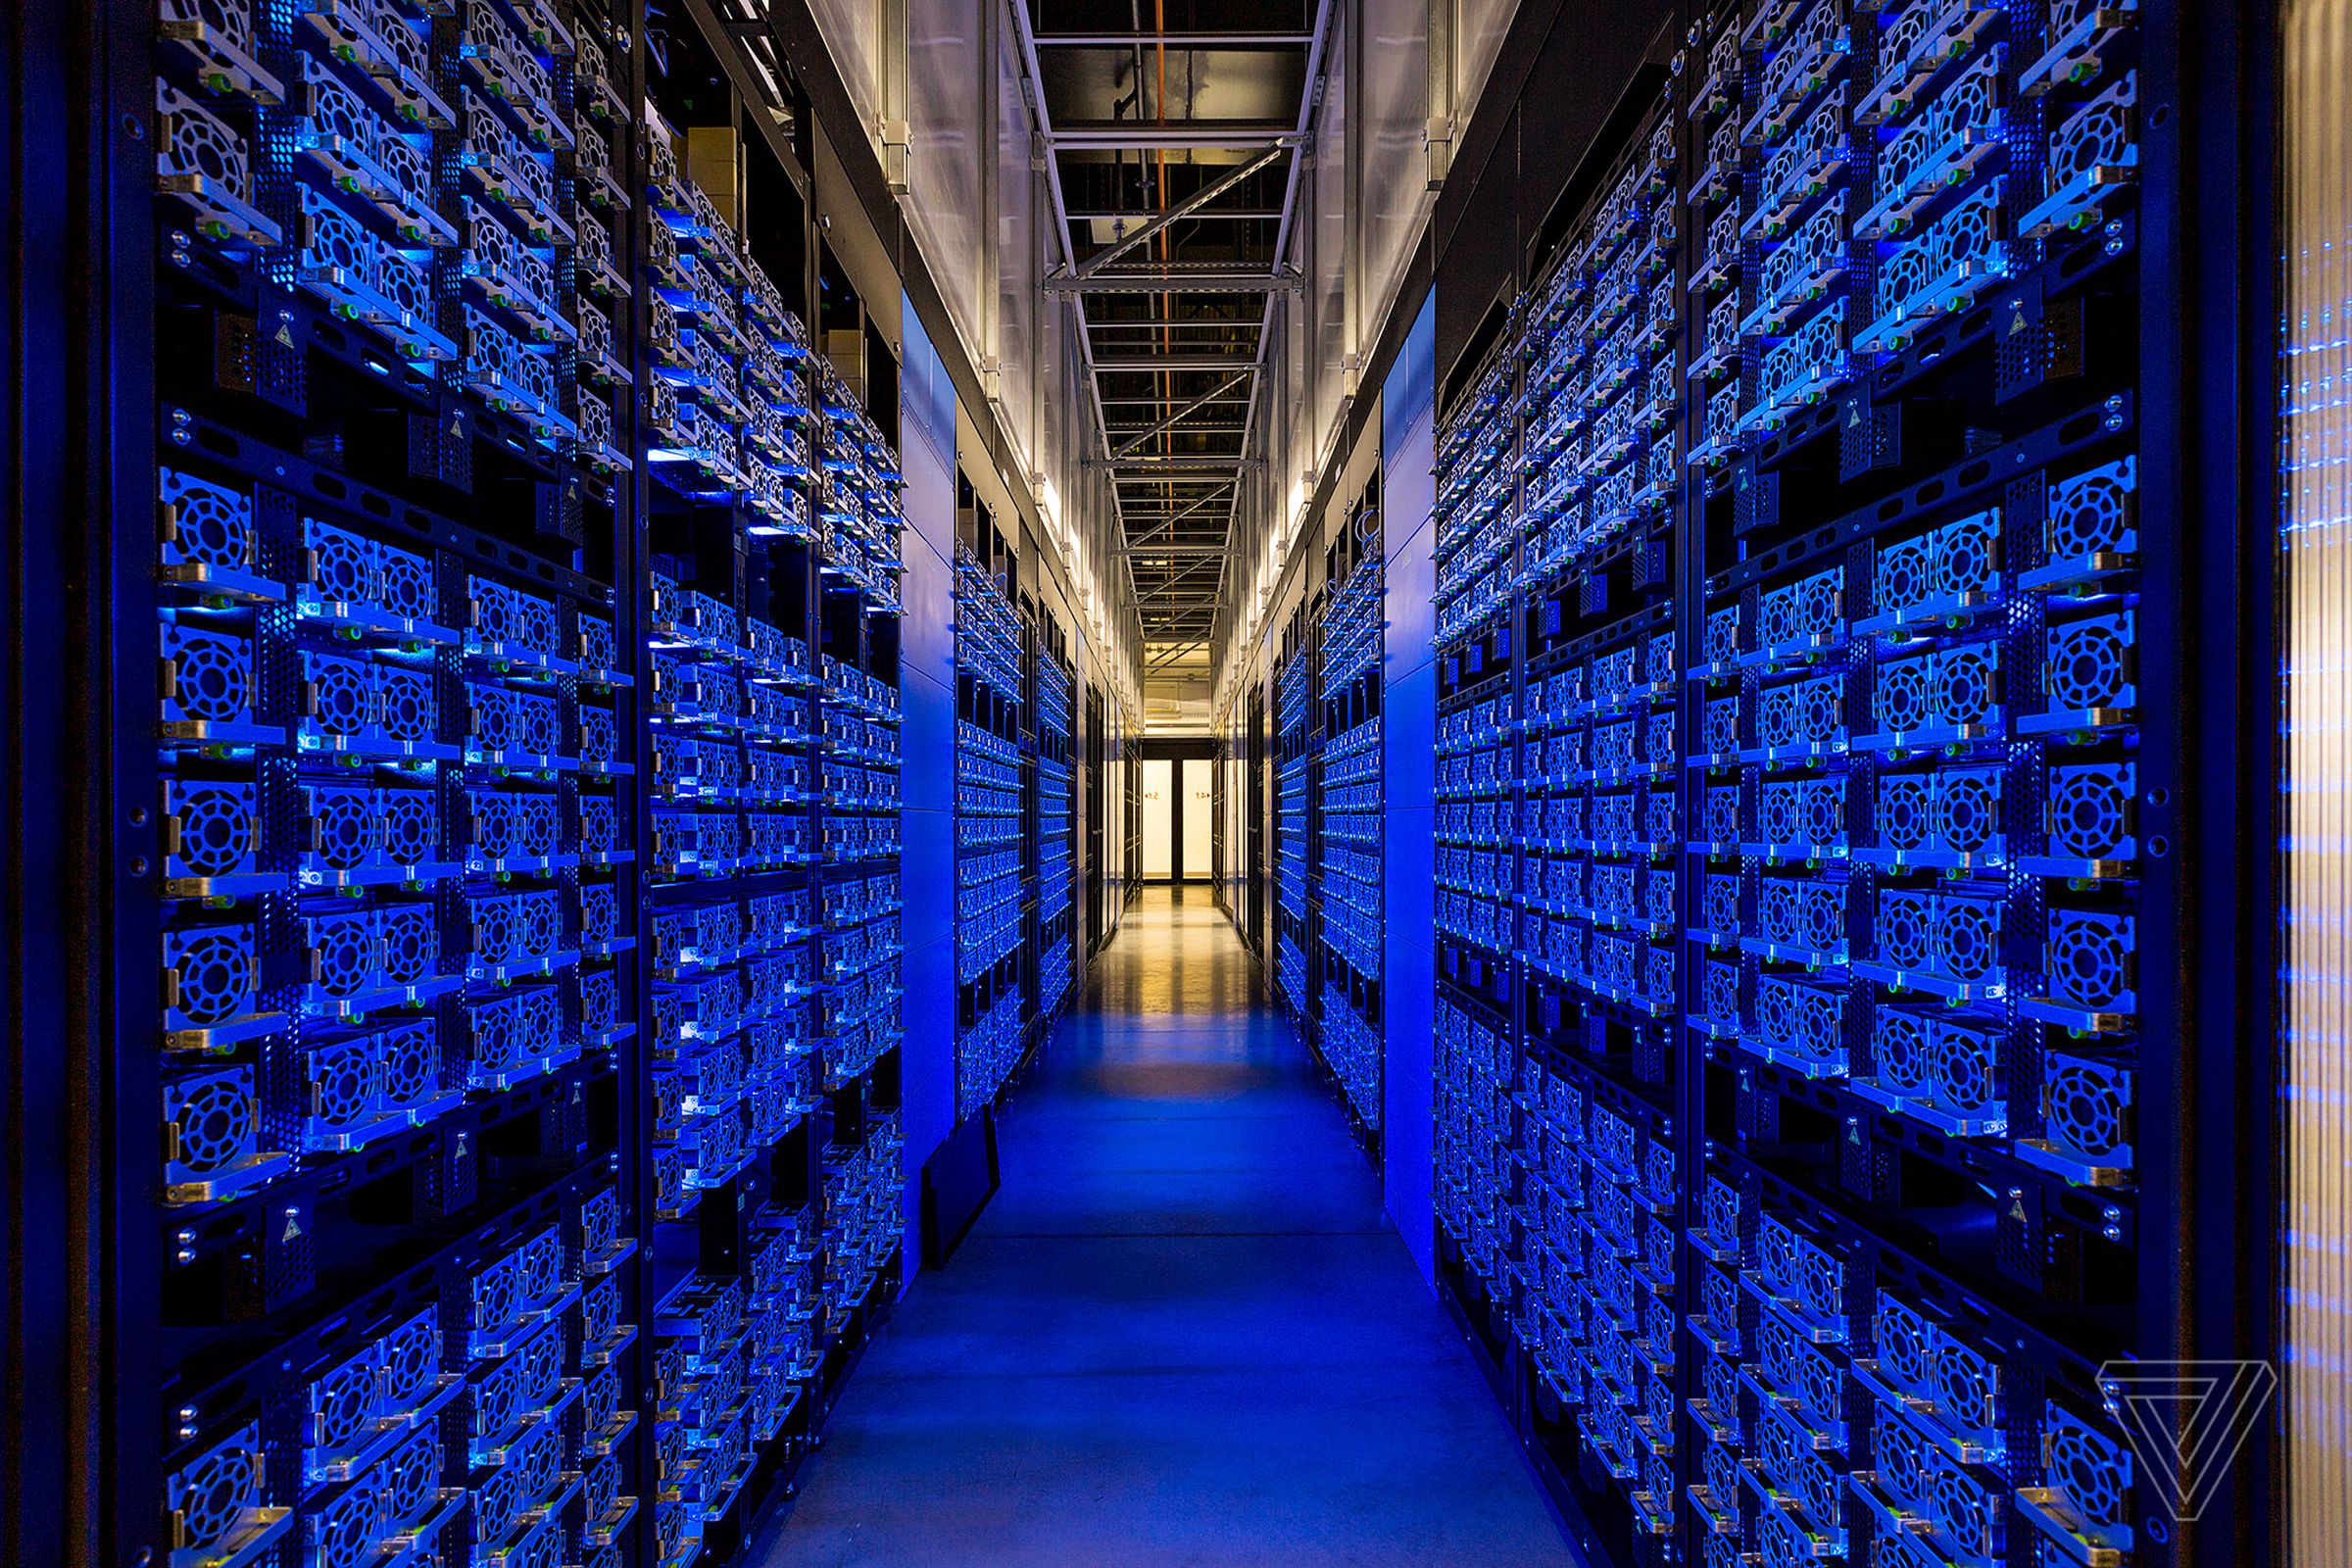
[751,886,1572,1567]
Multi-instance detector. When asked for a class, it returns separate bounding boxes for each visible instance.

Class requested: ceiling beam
[1070,144,1290,278]
[1097,394,1251,406]
[1091,354,1259,370]
[1048,122,1298,150]
[1096,456,1251,472]
[1110,369,1255,458]
[1033,31,1318,47]
[1049,265,1303,295]
[1068,208,1285,222]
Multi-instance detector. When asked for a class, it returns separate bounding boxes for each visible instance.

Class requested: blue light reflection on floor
[750,887,1572,1567]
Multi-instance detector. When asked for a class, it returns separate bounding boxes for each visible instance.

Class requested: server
[34,0,1101,1563]
[1419,5,2179,1568]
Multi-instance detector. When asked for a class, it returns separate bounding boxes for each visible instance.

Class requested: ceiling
[1013,0,1329,673]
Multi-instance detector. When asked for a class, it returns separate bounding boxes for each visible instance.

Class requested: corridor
[753,887,1571,1566]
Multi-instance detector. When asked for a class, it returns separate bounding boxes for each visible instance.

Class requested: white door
[1181,760,1212,881]
[1141,760,1173,878]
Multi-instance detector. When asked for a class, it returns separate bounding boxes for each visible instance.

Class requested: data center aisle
[752,886,1570,1567]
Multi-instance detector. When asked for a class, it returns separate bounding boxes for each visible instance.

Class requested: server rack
[1272,629,1316,1023]
[1032,617,1079,1022]
[953,521,1026,1121]
[1430,6,2174,1568]
[94,1,915,1565]
[1314,490,1387,1157]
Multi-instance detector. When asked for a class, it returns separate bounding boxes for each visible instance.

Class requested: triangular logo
[281,1209,303,1242]
[274,323,295,348]
[2010,308,2029,337]
[2101,1359,2278,1523]
[450,414,465,439]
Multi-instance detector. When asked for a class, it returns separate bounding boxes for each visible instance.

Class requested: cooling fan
[1877,770,1935,853]
[1646,786,1679,843]
[470,1454,522,1545]
[304,1348,378,1478]
[1873,1292,1936,1394]
[469,790,516,861]
[579,794,616,857]
[377,542,436,624]
[168,778,261,889]
[1877,889,1936,970]
[165,1067,257,1181]
[2041,458,2138,569]
[1929,1016,2003,1123]
[370,127,431,217]
[163,923,258,1033]
[1935,183,2006,284]
[1934,644,2000,729]
[2043,907,2135,1013]
[159,466,269,594]
[1930,1333,2001,1439]
[379,787,436,867]
[1795,675,1843,747]
[2024,72,2139,236]
[1934,766,2001,858]
[1642,867,1677,925]
[1875,533,1935,618]
[471,1259,521,1356]
[1800,882,1846,956]
[580,1274,617,1348]
[468,682,519,755]
[305,784,375,877]
[2042,760,2135,866]
[303,651,376,739]
[306,909,377,1001]
[379,1309,441,1410]
[302,517,375,610]
[161,623,262,737]
[1935,509,1999,599]
[581,1186,621,1258]
[2036,1405,2135,1544]
[1930,1456,1998,1554]
[579,706,616,769]
[1642,945,1676,1005]
[379,1428,443,1536]
[514,890,559,958]
[154,80,280,248]
[1875,655,1936,735]
[514,689,560,758]
[466,992,517,1081]
[1703,874,1740,937]
[471,895,517,967]
[1756,975,1798,1047]
[2041,1052,2134,1163]
[304,1037,380,1136]
[1877,240,1937,323]
[1642,710,1677,766]
[2050,75,2138,193]
[514,987,562,1059]
[376,664,435,746]
[376,902,435,986]
[582,1454,618,1527]
[514,794,560,861]
[2042,612,2135,718]
[514,1408,564,1502]
[169,1427,280,1560]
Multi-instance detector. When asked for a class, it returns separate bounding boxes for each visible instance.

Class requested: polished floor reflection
[753,886,1570,1567]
